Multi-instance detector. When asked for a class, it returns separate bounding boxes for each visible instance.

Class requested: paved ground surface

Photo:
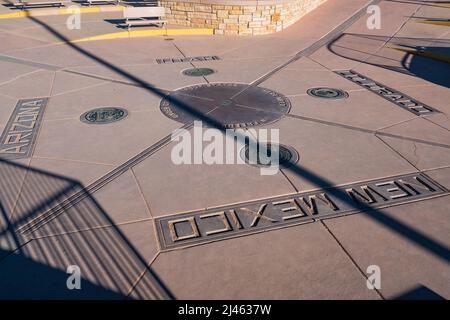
[0,0,449,299]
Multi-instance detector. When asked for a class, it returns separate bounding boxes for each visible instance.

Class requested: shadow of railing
[0,159,173,299]
[392,285,446,300]
[0,0,449,299]
[0,248,126,299]
[386,0,450,8]
[327,33,450,88]
[404,46,450,87]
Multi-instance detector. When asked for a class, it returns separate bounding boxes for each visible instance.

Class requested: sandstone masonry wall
[158,0,328,35]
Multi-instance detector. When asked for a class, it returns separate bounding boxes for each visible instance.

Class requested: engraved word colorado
[156,173,446,250]
[0,98,48,160]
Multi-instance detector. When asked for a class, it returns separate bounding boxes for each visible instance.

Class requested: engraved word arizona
[0,98,48,160]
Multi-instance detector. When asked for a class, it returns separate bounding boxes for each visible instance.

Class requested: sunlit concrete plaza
[0,0,449,300]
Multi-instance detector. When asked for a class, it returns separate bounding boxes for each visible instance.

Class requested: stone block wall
[158,0,328,35]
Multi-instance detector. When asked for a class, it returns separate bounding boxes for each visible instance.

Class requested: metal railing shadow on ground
[0,159,173,299]
[392,284,446,300]
[327,33,450,88]
[0,0,449,299]
[386,0,450,8]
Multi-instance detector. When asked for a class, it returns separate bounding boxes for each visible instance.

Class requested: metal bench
[120,0,157,4]
[13,0,69,9]
[121,0,158,7]
[120,6,166,29]
[82,0,121,6]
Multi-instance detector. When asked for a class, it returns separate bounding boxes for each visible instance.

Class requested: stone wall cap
[160,0,293,6]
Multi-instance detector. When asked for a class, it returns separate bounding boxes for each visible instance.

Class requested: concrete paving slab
[375,117,450,170]
[133,222,380,299]
[351,63,431,89]
[0,59,40,85]
[260,68,361,97]
[63,62,202,90]
[424,167,450,190]
[395,2,450,40]
[198,57,288,84]
[132,127,296,217]
[44,81,171,121]
[0,30,51,53]
[346,0,420,36]
[380,117,450,146]
[0,156,89,236]
[310,33,387,71]
[396,19,450,40]
[98,63,209,90]
[425,113,450,131]
[0,93,17,126]
[288,89,415,131]
[20,168,153,235]
[308,45,364,71]
[0,17,40,32]
[379,135,450,171]
[6,43,114,68]
[0,69,54,98]
[73,37,186,65]
[396,85,450,115]
[28,156,114,186]
[0,220,162,299]
[50,69,108,96]
[166,35,252,58]
[0,155,30,226]
[5,155,113,235]
[7,20,122,44]
[284,56,327,71]
[65,63,209,91]
[323,196,450,299]
[90,169,152,225]
[33,107,180,165]
[223,36,318,60]
[259,117,417,192]
[363,46,414,70]
[276,0,372,41]
[308,28,394,71]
